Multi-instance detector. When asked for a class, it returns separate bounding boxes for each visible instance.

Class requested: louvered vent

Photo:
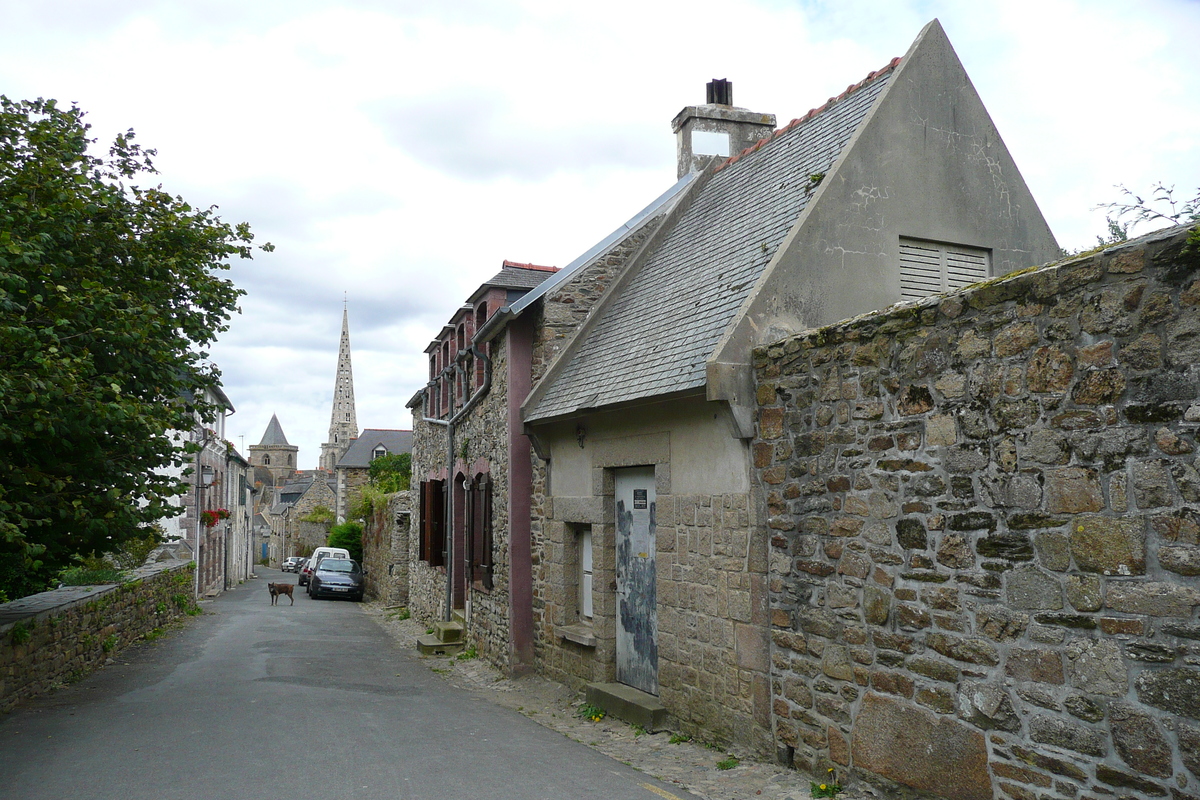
[899,238,990,300]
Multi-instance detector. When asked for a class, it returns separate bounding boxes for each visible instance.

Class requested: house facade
[520,20,1060,754]
[334,428,413,522]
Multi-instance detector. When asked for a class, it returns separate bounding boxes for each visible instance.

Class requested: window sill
[555,622,596,648]
[471,580,492,595]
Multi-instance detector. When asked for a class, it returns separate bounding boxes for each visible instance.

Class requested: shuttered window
[899,238,990,300]
[419,480,445,567]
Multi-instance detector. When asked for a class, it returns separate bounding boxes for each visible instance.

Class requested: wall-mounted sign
[633,489,648,510]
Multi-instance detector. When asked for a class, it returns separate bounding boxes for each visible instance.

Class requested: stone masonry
[752,227,1200,799]
[0,560,196,713]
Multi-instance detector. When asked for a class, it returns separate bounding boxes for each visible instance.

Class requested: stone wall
[409,409,449,625]
[0,560,196,713]
[360,492,412,605]
[752,227,1200,799]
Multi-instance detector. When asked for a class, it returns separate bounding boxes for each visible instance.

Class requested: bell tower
[320,304,358,470]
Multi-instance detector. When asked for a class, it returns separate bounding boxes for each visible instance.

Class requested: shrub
[327,522,363,563]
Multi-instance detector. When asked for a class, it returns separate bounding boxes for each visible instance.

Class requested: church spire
[320,304,358,470]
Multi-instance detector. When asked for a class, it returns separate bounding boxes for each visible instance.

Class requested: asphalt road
[0,569,698,800]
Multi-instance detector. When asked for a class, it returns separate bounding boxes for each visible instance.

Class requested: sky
[2,0,1197,469]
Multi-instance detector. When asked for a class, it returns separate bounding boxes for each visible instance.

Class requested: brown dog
[268,582,294,606]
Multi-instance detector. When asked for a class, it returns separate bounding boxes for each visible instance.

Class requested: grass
[669,733,692,744]
[716,755,739,770]
[455,644,478,661]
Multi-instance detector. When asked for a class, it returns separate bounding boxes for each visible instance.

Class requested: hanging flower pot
[201,510,220,528]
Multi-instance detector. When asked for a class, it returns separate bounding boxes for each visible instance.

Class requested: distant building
[335,429,413,522]
[320,307,359,471]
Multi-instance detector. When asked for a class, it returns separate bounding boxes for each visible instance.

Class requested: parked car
[282,556,305,573]
[308,558,365,601]
[298,558,314,586]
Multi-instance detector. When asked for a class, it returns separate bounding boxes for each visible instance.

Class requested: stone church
[249,306,411,563]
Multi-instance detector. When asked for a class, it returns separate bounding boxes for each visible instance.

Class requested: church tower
[249,413,299,487]
[320,305,358,470]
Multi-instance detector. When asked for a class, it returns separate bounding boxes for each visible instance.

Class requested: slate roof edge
[506,171,699,320]
[707,31,915,389]
[521,168,717,426]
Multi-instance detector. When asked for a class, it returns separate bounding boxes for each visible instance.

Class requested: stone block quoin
[751,226,1200,799]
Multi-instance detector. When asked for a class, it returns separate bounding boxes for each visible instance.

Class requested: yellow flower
[828,768,834,773]
[820,785,827,790]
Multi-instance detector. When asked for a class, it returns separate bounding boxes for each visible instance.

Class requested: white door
[615,466,657,695]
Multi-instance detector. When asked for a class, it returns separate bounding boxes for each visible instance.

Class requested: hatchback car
[308,558,365,601]
[297,558,314,586]
[282,556,305,573]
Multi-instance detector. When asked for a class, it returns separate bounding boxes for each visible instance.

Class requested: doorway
[614,466,657,695]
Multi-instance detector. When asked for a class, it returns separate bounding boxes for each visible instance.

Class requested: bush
[327,522,363,563]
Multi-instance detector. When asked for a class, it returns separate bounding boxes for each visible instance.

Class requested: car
[308,558,365,601]
[282,556,305,573]
[297,558,314,586]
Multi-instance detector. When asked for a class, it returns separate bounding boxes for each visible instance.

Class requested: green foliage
[368,452,411,493]
[631,724,647,737]
[387,607,411,621]
[455,644,478,661]
[10,620,31,644]
[0,97,270,599]
[300,505,335,524]
[669,733,691,744]
[327,521,363,563]
[716,755,739,770]
[101,633,117,653]
[59,552,124,585]
[1100,182,1200,234]
[576,702,606,722]
[811,768,843,797]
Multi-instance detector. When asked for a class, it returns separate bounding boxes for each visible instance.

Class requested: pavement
[363,601,873,800]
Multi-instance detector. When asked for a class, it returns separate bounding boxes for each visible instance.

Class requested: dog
[268,582,294,606]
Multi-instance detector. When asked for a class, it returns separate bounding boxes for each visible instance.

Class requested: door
[615,466,657,695]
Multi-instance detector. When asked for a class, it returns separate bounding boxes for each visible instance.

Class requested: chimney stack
[672,79,775,179]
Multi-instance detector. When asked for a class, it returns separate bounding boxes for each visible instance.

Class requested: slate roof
[526,62,897,422]
[336,429,414,469]
[256,414,291,446]
[472,261,559,299]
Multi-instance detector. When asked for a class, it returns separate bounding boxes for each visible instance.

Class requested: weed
[716,755,739,770]
[669,733,692,744]
[632,724,647,737]
[171,593,190,608]
[101,634,117,653]
[388,607,411,621]
[425,627,434,635]
[155,601,167,614]
[143,628,165,642]
[10,621,32,645]
[185,605,201,616]
[811,767,843,797]
[455,644,478,661]
[576,702,606,722]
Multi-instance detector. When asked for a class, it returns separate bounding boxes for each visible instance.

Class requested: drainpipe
[422,342,492,621]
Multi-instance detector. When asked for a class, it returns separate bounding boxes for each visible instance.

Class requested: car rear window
[320,559,356,573]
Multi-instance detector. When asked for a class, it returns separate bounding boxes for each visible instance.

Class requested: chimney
[671,79,776,179]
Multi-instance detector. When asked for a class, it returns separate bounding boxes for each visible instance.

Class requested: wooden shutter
[900,238,990,300]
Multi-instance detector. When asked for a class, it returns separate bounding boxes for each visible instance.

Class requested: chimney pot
[707,79,733,106]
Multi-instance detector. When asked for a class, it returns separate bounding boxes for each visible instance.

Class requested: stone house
[519,19,1060,754]
[405,241,674,671]
[268,471,337,563]
[334,428,413,522]
[752,225,1200,799]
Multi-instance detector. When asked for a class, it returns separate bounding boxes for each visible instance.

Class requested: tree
[367,452,411,493]
[0,97,270,598]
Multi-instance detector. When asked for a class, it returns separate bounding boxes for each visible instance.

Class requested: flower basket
[200,509,229,528]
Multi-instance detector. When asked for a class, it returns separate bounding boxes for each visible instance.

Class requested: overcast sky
[3,0,1197,469]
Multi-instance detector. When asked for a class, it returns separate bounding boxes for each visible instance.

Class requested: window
[372,446,387,460]
[899,237,990,300]
[467,473,493,590]
[578,527,593,620]
[263,454,271,465]
[419,480,446,567]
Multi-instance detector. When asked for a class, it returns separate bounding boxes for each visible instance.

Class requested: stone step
[586,682,669,733]
[416,633,464,657]
[434,620,463,643]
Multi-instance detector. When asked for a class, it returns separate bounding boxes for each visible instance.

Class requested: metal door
[615,466,657,694]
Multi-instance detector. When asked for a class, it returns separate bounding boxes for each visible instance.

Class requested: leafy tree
[368,452,411,493]
[327,521,363,564]
[0,97,270,598]
[1099,183,1200,258]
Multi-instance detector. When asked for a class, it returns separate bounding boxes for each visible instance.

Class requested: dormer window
[372,446,387,460]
